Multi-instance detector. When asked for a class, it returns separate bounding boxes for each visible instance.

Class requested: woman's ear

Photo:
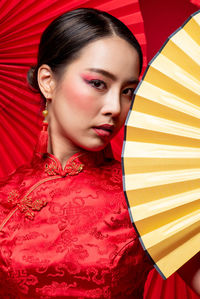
[37,64,56,100]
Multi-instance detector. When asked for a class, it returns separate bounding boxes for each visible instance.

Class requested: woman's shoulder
[90,157,123,186]
[0,162,35,195]
[101,157,122,170]
[104,158,122,179]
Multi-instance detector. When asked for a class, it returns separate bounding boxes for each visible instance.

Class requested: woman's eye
[87,79,106,90]
[123,88,135,98]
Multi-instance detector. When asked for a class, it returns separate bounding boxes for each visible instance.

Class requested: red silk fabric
[0,151,152,298]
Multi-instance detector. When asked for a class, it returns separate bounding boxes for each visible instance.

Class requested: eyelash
[122,88,135,99]
[85,79,135,98]
[86,79,106,90]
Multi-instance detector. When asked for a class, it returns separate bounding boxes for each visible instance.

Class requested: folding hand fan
[0,0,146,178]
[122,10,200,279]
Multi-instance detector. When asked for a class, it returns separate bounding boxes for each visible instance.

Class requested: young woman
[0,7,199,299]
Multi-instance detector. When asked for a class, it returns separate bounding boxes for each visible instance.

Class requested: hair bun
[27,66,39,91]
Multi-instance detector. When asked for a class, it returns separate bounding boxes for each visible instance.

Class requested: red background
[140,0,199,62]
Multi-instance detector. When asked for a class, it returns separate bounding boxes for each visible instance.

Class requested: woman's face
[43,36,140,153]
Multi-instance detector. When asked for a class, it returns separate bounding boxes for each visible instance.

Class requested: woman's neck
[47,133,82,170]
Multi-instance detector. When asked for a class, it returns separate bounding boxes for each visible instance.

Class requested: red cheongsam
[0,151,152,298]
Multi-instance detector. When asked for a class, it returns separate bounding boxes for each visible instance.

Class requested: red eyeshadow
[81,74,102,81]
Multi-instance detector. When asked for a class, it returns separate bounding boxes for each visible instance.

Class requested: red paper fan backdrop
[0,0,146,178]
[0,1,198,299]
[144,268,200,299]
[191,0,200,6]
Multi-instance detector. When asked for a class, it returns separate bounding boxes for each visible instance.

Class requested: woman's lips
[93,124,114,138]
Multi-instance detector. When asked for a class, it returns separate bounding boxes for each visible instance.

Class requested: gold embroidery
[3,153,85,228]
[45,154,84,176]
[65,162,84,176]
[8,190,20,205]
[6,176,61,223]
[17,196,47,220]
[8,193,47,220]
[45,162,57,175]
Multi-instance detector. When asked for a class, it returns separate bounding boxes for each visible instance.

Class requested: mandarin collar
[43,152,86,177]
[32,146,113,177]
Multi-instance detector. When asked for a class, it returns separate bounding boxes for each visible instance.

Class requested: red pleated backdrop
[191,0,200,5]
[0,1,199,298]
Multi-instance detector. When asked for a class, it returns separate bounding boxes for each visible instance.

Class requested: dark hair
[27,7,143,94]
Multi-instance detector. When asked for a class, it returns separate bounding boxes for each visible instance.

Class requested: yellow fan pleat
[135,83,200,119]
[133,192,200,221]
[151,55,200,94]
[126,178,200,206]
[146,211,200,277]
[124,142,200,159]
[184,13,200,44]
[126,127,200,147]
[128,111,200,140]
[125,169,200,190]
[170,30,200,66]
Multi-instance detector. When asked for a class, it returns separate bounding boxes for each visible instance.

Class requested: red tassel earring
[35,102,48,155]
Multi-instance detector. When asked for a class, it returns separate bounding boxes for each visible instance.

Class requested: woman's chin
[80,141,109,152]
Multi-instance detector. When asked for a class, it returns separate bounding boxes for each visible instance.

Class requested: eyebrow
[86,68,139,85]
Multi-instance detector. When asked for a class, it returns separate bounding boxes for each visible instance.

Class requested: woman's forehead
[65,36,140,80]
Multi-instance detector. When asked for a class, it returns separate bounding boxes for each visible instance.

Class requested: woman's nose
[101,91,121,117]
